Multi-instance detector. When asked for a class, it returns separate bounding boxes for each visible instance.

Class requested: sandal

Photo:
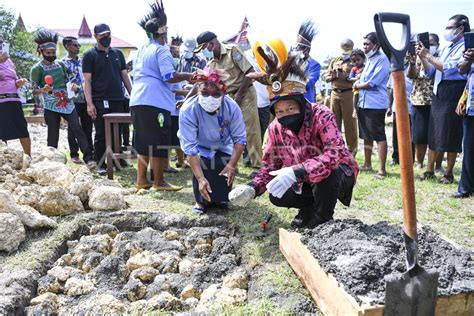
[152,184,183,191]
[164,167,179,173]
[192,205,206,214]
[136,183,153,190]
[374,172,387,180]
[439,174,454,184]
[360,165,373,172]
[417,171,435,181]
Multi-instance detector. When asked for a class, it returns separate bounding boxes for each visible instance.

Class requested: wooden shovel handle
[392,70,417,240]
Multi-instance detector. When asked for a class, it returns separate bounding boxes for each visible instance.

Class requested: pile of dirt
[301,219,474,305]
[26,217,248,314]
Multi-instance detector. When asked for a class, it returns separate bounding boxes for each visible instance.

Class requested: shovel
[374,12,439,316]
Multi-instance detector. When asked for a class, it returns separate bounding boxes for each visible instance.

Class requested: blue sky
[2,0,473,61]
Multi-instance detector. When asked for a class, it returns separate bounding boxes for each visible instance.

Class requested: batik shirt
[176,55,206,73]
[62,56,85,103]
[30,61,74,114]
[251,102,359,196]
[466,64,474,117]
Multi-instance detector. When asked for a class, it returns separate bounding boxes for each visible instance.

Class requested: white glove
[266,167,297,199]
[229,185,256,206]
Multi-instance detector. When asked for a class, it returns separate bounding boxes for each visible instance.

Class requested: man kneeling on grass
[178,68,246,214]
[229,37,359,229]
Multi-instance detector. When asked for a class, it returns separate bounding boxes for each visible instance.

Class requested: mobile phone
[408,41,416,54]
[465,32,474,49]
[417,32,430,49]
[1,42,9,55]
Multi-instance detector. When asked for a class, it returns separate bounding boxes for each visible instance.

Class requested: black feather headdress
[297,20,317,48]
[139,0,167,36]
[34,28,58,50]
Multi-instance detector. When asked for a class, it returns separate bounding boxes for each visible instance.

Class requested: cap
[340,39,354,54]
[194,31,217,52]
[182,37,197,53]
[94,23,111,35]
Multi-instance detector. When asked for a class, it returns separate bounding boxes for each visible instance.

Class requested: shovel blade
[384,265,439,316]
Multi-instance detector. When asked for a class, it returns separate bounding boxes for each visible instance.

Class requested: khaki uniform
[208,43,262,167]
[325,56,358,154]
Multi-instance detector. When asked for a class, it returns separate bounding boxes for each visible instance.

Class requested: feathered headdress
[139,0,168,39]
[296,20,317,49]
[247,37,308,100]
[34,28,58,51]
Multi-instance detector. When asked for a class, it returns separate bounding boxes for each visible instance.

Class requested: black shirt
[82,46,126,101]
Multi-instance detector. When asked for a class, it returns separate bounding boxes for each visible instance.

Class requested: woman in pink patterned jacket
[229,33,359,228]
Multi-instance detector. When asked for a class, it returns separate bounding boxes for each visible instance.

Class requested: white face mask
[202,47,214,60]
[429,46,438,55]
[341,53,351,60]
[443,27,460,42]
[184,52,193,59]
[199,94,223,113]
[366,48,377,58]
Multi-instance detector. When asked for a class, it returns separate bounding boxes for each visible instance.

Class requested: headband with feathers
[139,0,168,38]
[34,29,58,50]
[296,20,317,47]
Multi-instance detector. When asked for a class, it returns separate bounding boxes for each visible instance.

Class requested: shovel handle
[392,71,417,241]
[374,13,417,241]
[374,12,411,71]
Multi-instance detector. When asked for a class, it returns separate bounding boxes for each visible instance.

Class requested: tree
[0,5,38,78]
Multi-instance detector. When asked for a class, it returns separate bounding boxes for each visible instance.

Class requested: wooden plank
[279,228,384,316]
[279,228,473,316]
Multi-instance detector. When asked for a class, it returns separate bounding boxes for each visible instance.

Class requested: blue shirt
[62,56,85,103]
[178,95,247,159]
[466,64,474,117]
[304,57,321,103]
[387,70,413,115]
[426,38,467,81]
[358,51,390,110]
[130,41,175,112]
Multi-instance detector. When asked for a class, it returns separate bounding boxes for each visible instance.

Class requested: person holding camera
[325,39,358,155]
[416,14,470,184]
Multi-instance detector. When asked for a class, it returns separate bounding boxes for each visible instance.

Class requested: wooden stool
[103,113,134,179]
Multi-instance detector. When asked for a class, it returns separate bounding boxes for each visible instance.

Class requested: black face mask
[99,36,111,47]
[278,112,304,134]
[43,55,57,62]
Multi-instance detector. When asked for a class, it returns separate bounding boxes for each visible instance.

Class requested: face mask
[278,112,304,134]
[202,47,214,60]
[429,46,438,55]
[341,53,350,60]
[366,48,377,58]
[184,52,193,59]
[199,94,223,113]
[44,55,57,62]
[443,27,459,42]
[99,35,112,47]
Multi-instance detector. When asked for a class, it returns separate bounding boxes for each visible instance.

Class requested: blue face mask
[202,47,214,60]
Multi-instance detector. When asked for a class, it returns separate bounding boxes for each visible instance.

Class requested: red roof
[51,29,137,49]
[78,16,92,38]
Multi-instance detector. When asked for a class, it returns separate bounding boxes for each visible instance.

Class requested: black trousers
[192,151,232,204]
[392,112,415,164]
[67,102,93,158]
[44,108,93,162]
[92,100,127,167]
[458,116,474,194]
[258,106,270,142]
[122,99,131,146]
[269,167,355,221]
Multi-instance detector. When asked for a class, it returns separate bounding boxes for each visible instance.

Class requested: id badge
[103,100,109,109]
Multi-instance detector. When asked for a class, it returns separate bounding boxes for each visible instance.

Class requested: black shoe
[244,160,252,168]
[96,167,107,176]
[305,214,332,229]
[119,159,130,168]
[451,191,471,198]
[290,209,310,228]
[248,171,259,178]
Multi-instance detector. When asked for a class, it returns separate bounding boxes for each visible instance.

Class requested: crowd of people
[0,3,472,227]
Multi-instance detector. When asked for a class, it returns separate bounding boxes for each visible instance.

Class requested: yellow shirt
[208,43,253,93]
